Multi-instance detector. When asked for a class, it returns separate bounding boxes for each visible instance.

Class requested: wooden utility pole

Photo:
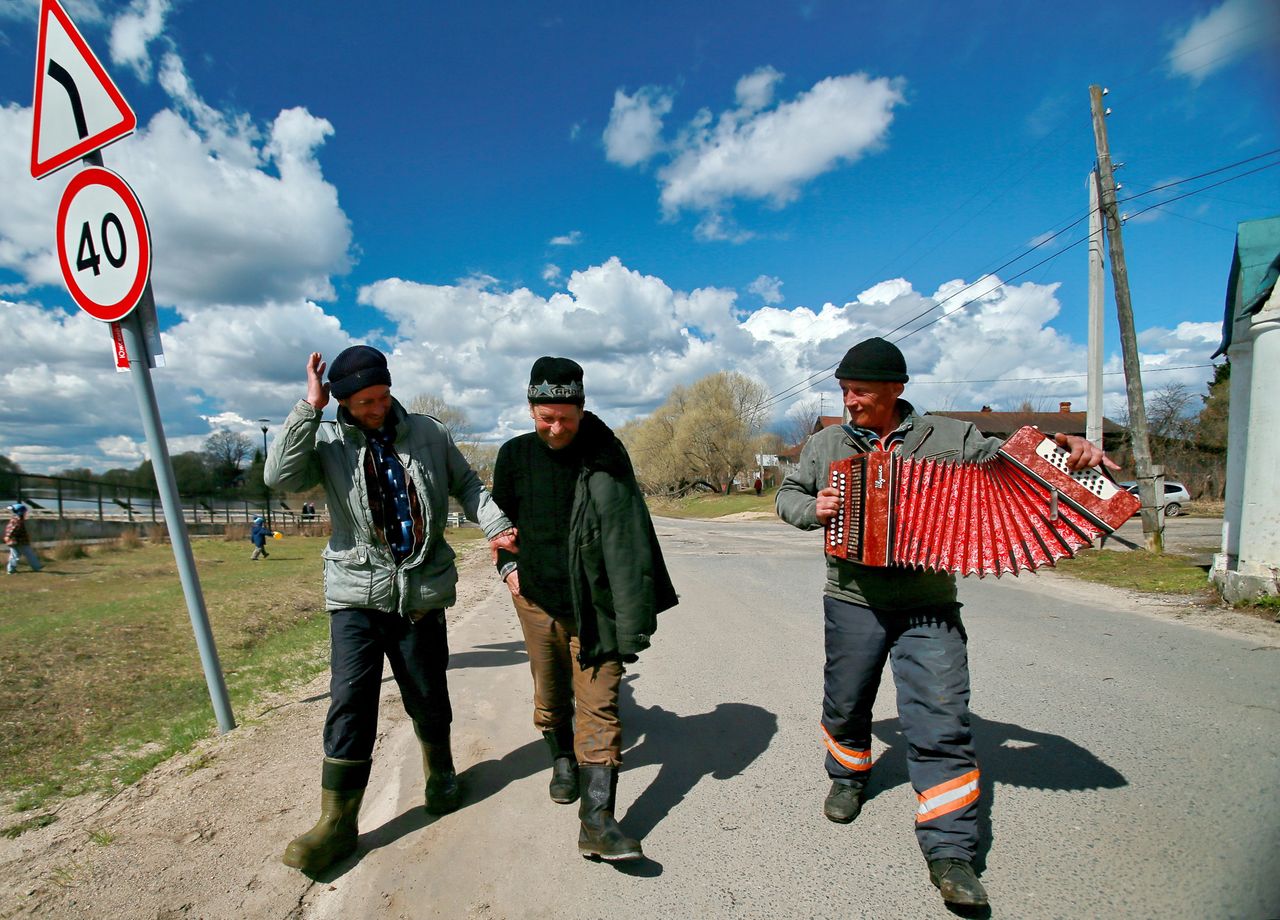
[1089,85,1163,552]
[1086,169,1105,447]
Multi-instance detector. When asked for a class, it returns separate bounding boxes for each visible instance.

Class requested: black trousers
[821,595,980,861]
[323,607,451,760]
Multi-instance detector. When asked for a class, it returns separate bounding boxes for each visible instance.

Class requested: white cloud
[735,66,783,111]
[748,274,784,305]
[1167,0,1280,82]
[110,0,171,82]
[605,69,905,240]
[0,68,352,311]
[0,264,1218,472]
[602,86,673,167]
[542,263,563,285]
[549,230,582,246]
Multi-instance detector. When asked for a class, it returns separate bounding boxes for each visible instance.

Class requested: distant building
[931,402,1128,453]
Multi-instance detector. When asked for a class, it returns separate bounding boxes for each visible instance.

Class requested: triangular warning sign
[30,0,137,180]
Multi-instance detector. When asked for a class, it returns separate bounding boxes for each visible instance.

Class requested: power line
[908,363,1220,386]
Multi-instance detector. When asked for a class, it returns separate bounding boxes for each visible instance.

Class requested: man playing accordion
[775,336,1107,909]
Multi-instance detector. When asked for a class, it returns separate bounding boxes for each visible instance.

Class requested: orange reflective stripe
[915,769,980,823]
[821,725,872,771]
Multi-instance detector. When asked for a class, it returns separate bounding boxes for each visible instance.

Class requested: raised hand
[306,352,330,411]
[1053,432,1118,472]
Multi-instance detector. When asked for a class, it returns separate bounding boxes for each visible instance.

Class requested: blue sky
[0,0,1277,472]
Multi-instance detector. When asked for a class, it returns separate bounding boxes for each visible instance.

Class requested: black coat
[567,413,678,663]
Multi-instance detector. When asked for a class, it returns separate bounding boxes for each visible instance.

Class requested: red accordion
[824,426,1139,577]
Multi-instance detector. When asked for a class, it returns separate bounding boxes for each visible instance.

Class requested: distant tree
[0,454,21,496]
[780,397,823,449]
[202,430,253,488]
[621,371,770,494]
[1196,361,1230,450]
[59,467,98,482]
[408,393,471,443]
[171,451,217,495]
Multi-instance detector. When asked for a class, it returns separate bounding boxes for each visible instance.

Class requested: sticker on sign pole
[56,166,151,322]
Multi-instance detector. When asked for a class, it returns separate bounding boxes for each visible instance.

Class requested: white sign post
[33,0,234,734]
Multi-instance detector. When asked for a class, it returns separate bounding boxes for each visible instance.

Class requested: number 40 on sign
[55,165,151,323]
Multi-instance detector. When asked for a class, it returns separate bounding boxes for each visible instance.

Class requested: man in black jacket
[492,356,677,862]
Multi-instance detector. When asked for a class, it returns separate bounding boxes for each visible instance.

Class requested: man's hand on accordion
[816,486,841,525]
[1053,433,1118,472]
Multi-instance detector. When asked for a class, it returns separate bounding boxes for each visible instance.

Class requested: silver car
[1120,480,1192,516]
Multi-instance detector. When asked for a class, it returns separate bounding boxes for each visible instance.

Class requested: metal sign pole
[118,294,236,734]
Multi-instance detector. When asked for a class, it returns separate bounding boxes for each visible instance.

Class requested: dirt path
[0,542,506,920]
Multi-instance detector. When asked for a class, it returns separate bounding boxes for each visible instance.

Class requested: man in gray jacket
[266,346,514,874]
[776,337,1106,909]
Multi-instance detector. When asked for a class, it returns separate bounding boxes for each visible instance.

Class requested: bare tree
[408,393,471,443]
[780,397,823,449]
[203,429,254,487]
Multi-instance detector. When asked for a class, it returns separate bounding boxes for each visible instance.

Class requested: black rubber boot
[542,726,579,804]
[281,757,370,873]
[929,858,989,907]
[420,735,461,814]
[578,765,642,861]
[823,778,866,823]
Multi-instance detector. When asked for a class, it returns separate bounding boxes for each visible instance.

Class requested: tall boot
[419,733,461,814]
[578,765,642,861]
[542,725,579,804]
[281,757,370,873]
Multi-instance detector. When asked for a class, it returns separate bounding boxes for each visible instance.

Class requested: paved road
[302,517,1279,920]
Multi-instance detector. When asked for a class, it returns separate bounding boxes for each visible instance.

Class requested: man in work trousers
[775,337,1107,909]
[492,356,677,861]
[266,346,515,874]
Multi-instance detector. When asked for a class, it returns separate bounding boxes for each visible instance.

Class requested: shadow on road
[618,675,778,846]
[449,640,528,670]
[348,737,547,869]
[868,714,1128,872]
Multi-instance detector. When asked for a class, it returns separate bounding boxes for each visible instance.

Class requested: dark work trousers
[323,607,451,761]
[821,595,980,862]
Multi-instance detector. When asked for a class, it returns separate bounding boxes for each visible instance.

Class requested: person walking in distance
[492,357,677,861]
[266,346,515,874]
[4,503,42,575]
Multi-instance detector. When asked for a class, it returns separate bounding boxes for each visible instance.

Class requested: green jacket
[265,397,512,616]
[775,401,1002,609]
[564,413,678,663]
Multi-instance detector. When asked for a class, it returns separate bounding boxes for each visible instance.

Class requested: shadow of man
[448,640,529,670]
[618,674,778,842]
[868,714,1128,873]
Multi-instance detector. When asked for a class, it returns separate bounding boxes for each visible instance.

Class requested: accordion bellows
[825,427,1140,577]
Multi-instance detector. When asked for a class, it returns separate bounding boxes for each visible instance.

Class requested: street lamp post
[258,418,271,529]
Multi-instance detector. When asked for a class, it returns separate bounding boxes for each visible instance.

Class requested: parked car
[1120,480,1191,516]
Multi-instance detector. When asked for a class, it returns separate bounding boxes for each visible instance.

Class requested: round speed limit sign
[55,166,151,322]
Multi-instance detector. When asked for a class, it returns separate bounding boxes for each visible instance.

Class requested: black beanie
[329,345,392,400]
[527,356,585,404]
[834,337,909,383]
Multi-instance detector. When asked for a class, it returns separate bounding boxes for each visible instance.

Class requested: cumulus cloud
[605,68,905,240]
[1167,0,1280,82]
[542,263,563,285]
[110,0,171,82]
[0,64,352,311]
[748,274,784,305]
[602,86,673,167]
[549,230,582,246]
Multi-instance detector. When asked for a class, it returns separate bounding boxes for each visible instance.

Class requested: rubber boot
[420,734,461,814]
[928,858,989,908]
[281,757,370,873]
[577,765,642,861]
[542,725,579,804]
[823,777,866,823]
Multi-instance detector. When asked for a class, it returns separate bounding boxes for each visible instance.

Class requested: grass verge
[648,490,776,519]
[0,528,480,831]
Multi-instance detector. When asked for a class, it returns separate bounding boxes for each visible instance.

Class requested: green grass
[648,489,777,519]
[0,527,480,828]
[1051,548,1215,595]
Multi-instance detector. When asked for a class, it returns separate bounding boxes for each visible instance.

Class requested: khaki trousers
[511,594,623,766]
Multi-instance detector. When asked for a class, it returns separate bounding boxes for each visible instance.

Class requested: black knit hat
[834,337,909,383]
[329,345,392,400]
[527,356,585,405]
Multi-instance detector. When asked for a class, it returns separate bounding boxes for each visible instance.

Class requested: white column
[1235,286,1280,581]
